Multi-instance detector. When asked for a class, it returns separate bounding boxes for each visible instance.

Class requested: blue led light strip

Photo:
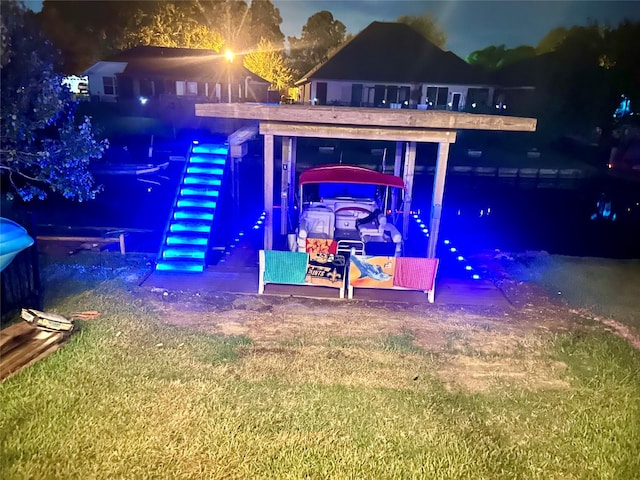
[218,211,266,264]
[411,213,481,280]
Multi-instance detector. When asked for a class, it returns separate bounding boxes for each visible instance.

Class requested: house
[83,46,270,104]
[295,21,492,111]
[490,52,563,117]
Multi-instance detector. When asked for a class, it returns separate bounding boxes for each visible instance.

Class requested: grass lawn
[1,253,639,479]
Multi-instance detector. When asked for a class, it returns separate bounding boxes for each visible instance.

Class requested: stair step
[156,260,204,273]
[169,221,211,233]
[177,198,217,209]
[173,210,214,221]
[180,186,220,197]
[162,246,207,260]
[189,155,227,165]
[183,176,222,186]
[186,166,224,176]
[192,144,228,155]
[166,234,209,246]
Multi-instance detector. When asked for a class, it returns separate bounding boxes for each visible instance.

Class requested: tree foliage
[243,38,293,90]
[38,0,138,73]
[466,44,536,70]
[1,1,107,202]
[536,27,570,54]
[246,0,285,47]
[122,2,224,50]
[397,13,446,49]
[288,11,347,77]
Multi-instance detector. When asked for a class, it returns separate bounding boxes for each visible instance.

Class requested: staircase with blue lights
[156,142,228,273]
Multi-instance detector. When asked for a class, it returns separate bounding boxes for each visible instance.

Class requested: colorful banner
[305,238,338,254]
[306,252,346,288]
[348,255,396,289]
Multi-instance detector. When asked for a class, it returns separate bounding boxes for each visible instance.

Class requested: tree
[38,0,140,73]
[1,1,107,202]
[246,0,284,47]
[122,2,224,50]
[536,27,570,54]
[605,20,640,109]
[498,45,537,68]
[243,38,293,90]
[466,45,508,70]
[397,13,446,49]
[288,11,347,77]
[195,0,251,51]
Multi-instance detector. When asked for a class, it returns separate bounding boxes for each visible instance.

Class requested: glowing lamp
[225,50,234,63]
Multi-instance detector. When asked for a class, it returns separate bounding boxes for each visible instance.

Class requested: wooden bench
[258,250,346,298]
[36,233,127,254]
[347,255,439,303]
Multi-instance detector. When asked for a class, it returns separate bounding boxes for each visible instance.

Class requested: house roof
[297,22,489,86]
[299,165,405,189]
[104,46,269,84]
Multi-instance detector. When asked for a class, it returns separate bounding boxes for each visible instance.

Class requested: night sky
[273,0,640,58]
[25,0,640,59]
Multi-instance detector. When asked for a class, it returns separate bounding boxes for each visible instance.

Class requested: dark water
[21,136,640,267]
[414,173,640,260]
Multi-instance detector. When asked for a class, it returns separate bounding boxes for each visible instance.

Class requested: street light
[225,50,233,103]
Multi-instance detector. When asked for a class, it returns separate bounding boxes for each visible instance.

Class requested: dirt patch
[136,278,585,350]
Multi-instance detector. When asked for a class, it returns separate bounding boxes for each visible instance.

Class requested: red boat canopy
[299,165,404,189]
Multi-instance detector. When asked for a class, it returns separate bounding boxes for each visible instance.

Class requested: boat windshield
[319,183,376,199]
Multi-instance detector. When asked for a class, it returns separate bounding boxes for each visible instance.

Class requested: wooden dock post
[263,134,274,250]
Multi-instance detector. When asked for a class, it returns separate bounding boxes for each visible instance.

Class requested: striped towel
[393,257,439,291]
[263,250,309,284]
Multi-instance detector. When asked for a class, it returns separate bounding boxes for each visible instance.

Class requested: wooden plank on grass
[0,322,37,354]
[0,328,65,381]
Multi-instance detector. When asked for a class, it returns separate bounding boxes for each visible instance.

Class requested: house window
[187,81,198,95]
[436,87,449,108]
[467,88,489,108]
[398,86,410,104]
[386,86,398,103]
[426,86,449,108]
[103,76,117,95]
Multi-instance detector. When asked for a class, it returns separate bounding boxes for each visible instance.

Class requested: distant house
[491,53,563,117]
[295,21,493,111]
[83,46,270,104]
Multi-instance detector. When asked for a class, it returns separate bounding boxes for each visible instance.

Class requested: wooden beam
[280,137,296,235]
[37,235,126,255]
[229,156,240,230]
[228,123,259,145]
[197,103,537,132]
[391,142,403,215]
[263,134,274,250]
[260,121,456,143]
[428,142,451,258]
[402,142,416,240]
